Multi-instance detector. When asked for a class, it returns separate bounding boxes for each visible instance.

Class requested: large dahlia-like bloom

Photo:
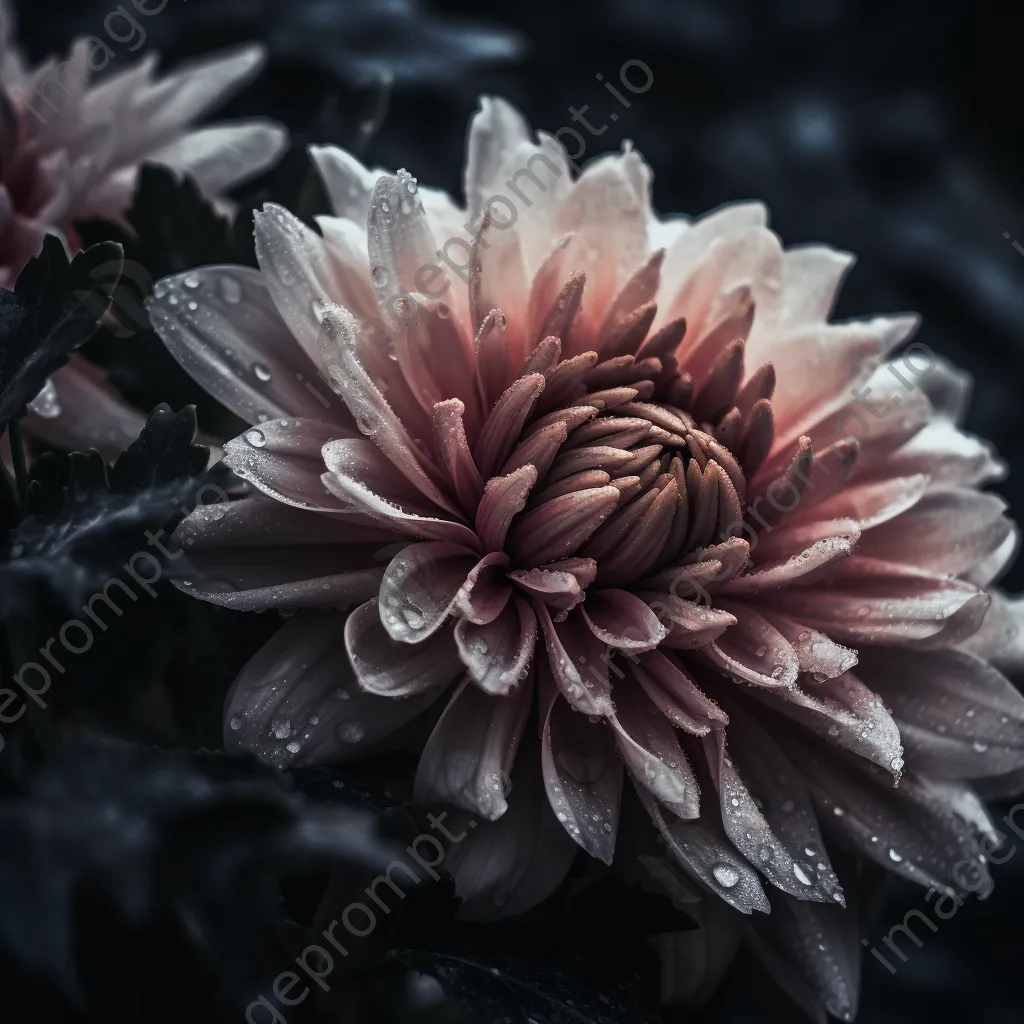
[0,1,286,455]
[150,98,1024,1012]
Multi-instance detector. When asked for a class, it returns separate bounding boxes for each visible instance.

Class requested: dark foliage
[0,732,398,1013]
[1,405,207,618]
[0,237,123,428]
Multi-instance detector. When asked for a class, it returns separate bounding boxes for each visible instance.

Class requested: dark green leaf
[0,237,124,427]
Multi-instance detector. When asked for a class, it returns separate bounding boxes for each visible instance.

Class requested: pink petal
[539,674,622,863]
[635,650,728,734]
[378,541,481,642]
[536,605,614,716]
[506,485,620,566]
[508,566,586,618]
[442,739,577,921]
[473,372,546,478]
[367,172,439,309]
[345,598,463,696]
[432,399,485,514]
[223,417,356,511]
[961,591,1024,672]
[455,597,537,696]
[720,535,855,595]
[582,588,668,651]
[29,358,146,461]
[452,552,512,625]
[855,488,1012,577]
[322,437,480,547]
[224,610,442,767]
[754,609,858,681]
[641,797,771,915]
[610,686,700,819]
[149,266,338,426]
[703,602,800,687]
[640,593,736,649]
[753,670,903,778]
[703,726,843,903]
[856,646,1024,779]
[414,674,533,820]
[319,305,458,514]
[780,556,989,647]
[475,465,538,552]
[182,547,383,611]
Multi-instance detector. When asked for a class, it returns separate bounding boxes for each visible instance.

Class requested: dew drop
[253,362,272,382]
[401,607,426,630]
[793,861,815,885]
[889,848,903,863]
[183,273,200,290]
[712,862,740,888]
[286,741,301,754]
[754,645,767,658]
[338,720,366,744]
[371,266,388,287]
[28,379,62,419]
[245,428,267,448]
[229,716,242,731]
[272,720,292,740]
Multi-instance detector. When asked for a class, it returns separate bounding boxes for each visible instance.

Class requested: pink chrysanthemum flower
[149,97,1024,1013]
[0,1,286,455]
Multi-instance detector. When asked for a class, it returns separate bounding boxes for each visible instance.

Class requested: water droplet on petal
[712,862,740,888]
[401,606,425,630]
[28,379,62,419]
[245,428,266,448]
[889,848,903,863]
[184,273,200,290]
[338,720,366,744]
[793,861,815,885]
[229,716,242,731]
[253,362,272,382]
[272,720,292,739]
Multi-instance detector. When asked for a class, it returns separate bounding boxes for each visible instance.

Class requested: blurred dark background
[10,0,1024,1020]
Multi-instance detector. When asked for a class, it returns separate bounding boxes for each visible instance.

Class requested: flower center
[502,344,776,588]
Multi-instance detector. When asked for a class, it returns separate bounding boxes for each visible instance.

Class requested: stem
[7,418,27,508]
